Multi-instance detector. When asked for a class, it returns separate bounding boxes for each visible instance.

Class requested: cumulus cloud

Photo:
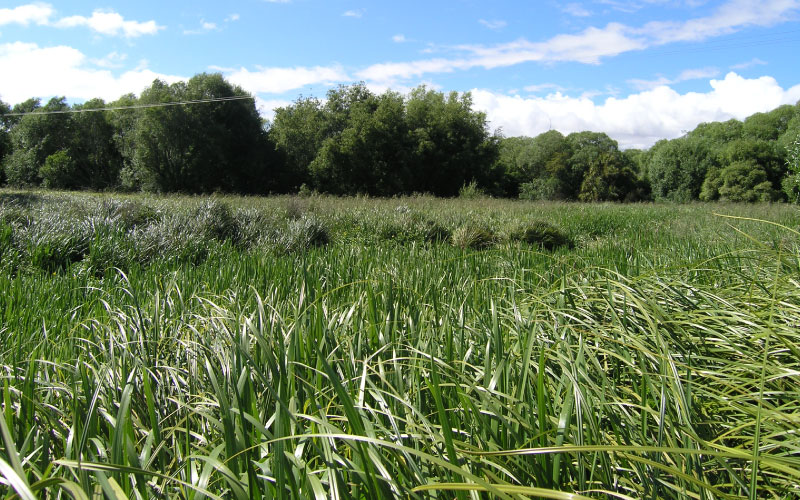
[0,42,183,104]
[1,3,162,38]
[392,34,407,43]
[224,65,350,94]
[470,72,800,149]
[342,9,364,18]
[55,10,162,38]
[91,51,128,69]
[0,3,53,26]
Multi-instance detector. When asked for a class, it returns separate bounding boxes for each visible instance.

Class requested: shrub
[451,223,496,250]
[40,150,78,189]
[458,180,487,199]
[505,220,572,250]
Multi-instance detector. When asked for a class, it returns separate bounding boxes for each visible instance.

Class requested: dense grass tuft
[504,219,572,249]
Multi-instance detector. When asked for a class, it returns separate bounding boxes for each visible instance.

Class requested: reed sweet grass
[0,189,798,498]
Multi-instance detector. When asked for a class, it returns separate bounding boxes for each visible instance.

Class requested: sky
[1,1,800,149]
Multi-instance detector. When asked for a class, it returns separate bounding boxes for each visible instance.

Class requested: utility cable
[2,95,254,117]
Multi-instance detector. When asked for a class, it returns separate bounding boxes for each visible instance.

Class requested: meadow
[0,189,799,499]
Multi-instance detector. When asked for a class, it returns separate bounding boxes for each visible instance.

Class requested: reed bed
[1,190,799,499]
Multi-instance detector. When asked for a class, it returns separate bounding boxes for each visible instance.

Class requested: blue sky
[1,1,800,148]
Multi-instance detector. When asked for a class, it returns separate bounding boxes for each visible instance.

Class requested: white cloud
[1,4,162,38]
[524,83,566,93]
[471,72,800,149]
[225,65,350,94]
[562,3,592,17]
[91,51,128,69]
[0,42,184,104]
[183,19,218,35]
[637,0,800,44]
[226,13,240,22]
[343,9,364,18]
[628,66,719,90]
[357,0,800,86]
[730,57,768,70]
[255,97,293,122]
[479,19,507,30]
[0,3,53,26]
[55,10,162,38]
[392,34,407,43]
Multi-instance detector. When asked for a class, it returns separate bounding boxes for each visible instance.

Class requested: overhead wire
[2,95,255,117]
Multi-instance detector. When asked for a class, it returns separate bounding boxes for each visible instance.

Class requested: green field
[1,190,799,499]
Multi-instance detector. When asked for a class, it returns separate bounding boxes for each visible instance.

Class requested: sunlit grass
[1,189,799,498]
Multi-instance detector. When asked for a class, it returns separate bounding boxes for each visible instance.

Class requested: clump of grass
[192,199,239,243]
[22,214,94,272]
[377,208,450,244]
[100,198,161,230]
[451,222,496,249]
[131,214,211,264]
[276,214,330,253]
[505,219,572,250]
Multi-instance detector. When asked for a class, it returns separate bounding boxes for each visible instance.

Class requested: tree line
[1,72,799,202]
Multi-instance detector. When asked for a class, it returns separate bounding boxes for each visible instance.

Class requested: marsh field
[1,189,799,499]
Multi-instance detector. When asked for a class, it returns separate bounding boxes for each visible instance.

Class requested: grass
[0,189,799,498]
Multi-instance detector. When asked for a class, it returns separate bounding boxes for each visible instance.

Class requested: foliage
[131,74,273,193]
[457,180,487,199]
[1,76,799,202]
[451,222,496,249]
[783,134,800,202]
[39,150,78,189]
[700,160,779,202]
[504,219,572,249]
[647,136,716,201]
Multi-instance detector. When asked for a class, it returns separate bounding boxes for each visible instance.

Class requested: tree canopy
[2,75,800,203]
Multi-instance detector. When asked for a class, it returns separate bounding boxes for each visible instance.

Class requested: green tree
[564,132,628,201]
[405,86,500,196]
[647,136,716,201]
[742,105,797,141]
[39,150,78,189]
[500,131,572,198]
[0,98,11,184]
[269,96,328,191]
[716,138,785,194]
[69,99,123,189]
[701,160,778,202]
[783,134,800,202]
[131,74,272,193]
[3,97,71,187]
[309,90,410,195]
[689,119,743,146]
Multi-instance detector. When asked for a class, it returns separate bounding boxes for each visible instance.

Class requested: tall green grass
[1,190,799,498]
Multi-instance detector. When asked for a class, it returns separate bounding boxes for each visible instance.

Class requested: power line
[2,95,254,117]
